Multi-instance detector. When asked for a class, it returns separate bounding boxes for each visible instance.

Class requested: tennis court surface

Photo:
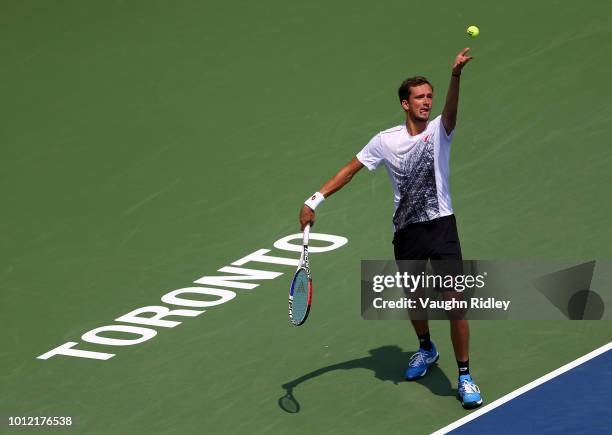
[436,343,612,434]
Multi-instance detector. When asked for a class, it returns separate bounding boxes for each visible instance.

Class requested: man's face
[401,84,433,121]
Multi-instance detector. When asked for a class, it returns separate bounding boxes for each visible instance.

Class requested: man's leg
[393,224,439,380]
[412,319,432,351]
[393,223,429,336]
[433,215,482,408]
[450,319,469,362]
[411,319,429,336]
[441,290,469,363]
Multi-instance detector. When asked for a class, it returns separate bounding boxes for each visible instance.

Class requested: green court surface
[2,1,611,433]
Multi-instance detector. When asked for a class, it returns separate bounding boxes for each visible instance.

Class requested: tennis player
[298,48,482,408]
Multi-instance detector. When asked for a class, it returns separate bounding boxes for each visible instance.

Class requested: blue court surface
[435,343,612,434]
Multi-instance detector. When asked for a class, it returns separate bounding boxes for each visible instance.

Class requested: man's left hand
[452,48,473,76]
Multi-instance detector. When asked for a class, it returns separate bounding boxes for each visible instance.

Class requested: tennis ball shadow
[278,345,454,413]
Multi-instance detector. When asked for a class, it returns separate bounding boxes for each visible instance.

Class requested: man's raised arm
[442,47,473,136]
[299,157,364,229]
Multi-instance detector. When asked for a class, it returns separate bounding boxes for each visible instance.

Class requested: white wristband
[304,192,325,211]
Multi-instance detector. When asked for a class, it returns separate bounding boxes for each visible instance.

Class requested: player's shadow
[278,345,454,413]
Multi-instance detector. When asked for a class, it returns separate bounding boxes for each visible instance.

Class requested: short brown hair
[398,76,433,102]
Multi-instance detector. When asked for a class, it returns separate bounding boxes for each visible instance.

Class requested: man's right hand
[299,205,315,230]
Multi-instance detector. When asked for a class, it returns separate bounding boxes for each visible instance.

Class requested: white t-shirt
[356,115,454,231]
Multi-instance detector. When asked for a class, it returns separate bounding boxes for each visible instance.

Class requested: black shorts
[393,214,462,261]
[393,215,465,318]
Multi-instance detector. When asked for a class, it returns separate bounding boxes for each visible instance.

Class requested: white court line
[432,341,612,435]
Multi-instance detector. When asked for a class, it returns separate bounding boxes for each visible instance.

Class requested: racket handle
[303,224,310,246]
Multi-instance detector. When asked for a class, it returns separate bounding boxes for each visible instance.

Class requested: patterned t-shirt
[356,115,454,232]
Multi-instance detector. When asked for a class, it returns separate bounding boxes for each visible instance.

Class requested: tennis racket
[289,224,312,326]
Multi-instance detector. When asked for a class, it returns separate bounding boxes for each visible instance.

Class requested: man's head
[398,76,433,121]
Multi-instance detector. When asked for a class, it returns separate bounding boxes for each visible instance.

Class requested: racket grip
[303,224,310,246]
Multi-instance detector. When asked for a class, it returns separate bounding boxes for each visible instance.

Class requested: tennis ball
[467,25,479,38]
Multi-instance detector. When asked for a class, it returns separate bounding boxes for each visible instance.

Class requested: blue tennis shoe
[405,342,439,380]
[457,374,483,408]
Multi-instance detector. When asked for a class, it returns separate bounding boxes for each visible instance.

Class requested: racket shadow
[278,345,454,413]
